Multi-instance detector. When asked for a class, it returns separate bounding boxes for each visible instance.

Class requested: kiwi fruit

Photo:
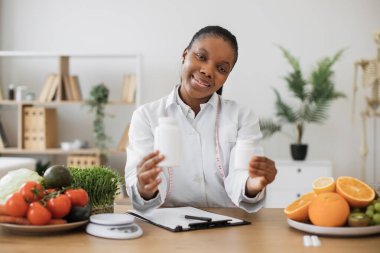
[348,213,371,227]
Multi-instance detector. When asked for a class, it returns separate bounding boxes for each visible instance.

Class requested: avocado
[43,165,73,189]
[66,202,92,222]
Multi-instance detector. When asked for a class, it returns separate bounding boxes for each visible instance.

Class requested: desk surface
[1,205,379,253]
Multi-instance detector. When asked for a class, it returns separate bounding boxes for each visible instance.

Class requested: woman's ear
[182,48,188,64]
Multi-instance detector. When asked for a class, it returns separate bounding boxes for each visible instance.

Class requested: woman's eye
[196,53,206,61]
[218,66,227,73]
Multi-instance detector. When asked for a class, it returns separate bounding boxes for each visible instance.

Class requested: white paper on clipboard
[128,206,249,232]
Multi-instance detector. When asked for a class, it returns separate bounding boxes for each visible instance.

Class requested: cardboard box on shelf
[23,107,58,150]
[67,155,101,168]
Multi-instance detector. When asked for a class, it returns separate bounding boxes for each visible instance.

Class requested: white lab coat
[125,85,265,213]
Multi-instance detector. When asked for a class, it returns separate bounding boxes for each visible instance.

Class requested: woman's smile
[191,74,212,89]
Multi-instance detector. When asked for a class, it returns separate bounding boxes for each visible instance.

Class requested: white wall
[1,0,379,182]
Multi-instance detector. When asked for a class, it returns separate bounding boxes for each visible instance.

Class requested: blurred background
[0,0,379,185]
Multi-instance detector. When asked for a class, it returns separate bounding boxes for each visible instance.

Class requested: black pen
[188,219,232,229]
[184,215,212,222]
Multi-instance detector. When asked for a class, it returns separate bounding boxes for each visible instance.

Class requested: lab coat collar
[165,84,220,110]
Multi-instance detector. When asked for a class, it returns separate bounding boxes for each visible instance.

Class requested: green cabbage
[0,168,42,204]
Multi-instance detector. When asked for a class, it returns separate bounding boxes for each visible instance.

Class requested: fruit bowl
[0,220,88,234]
[287,219,380,237]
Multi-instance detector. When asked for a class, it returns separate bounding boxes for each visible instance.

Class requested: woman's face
[180,36,235,104]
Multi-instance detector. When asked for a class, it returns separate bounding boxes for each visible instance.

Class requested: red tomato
[46,194,72,218]
[19,181,44,202]
[27,202,52,225]
[4,192,28,217]
[65,189,89,207]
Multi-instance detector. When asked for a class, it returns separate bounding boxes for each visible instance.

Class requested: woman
[125,26,277,213]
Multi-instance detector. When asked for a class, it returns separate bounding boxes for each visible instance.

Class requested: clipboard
[127,206,250,232]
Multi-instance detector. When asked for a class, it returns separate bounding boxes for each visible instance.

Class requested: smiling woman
[179,26,238,114]
[180,36,235,114]
[124,26,277,213]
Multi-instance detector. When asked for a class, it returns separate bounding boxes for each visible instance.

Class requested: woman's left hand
[245,156,277,197]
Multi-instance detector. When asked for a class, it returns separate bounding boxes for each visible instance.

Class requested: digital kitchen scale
[86,213,143,239]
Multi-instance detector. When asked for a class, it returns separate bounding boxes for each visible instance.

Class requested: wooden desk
[0,205,379,253]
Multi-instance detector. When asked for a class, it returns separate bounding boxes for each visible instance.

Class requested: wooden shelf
[0,100,134,106]
[0,51,139,58]
[0,147,124,155]
[0,51,138,164]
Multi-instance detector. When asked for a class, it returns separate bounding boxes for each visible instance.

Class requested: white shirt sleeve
[224,105,265,213]
[242,185,266,203]
[124,108,167,212]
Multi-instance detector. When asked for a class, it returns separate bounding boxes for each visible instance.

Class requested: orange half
[312,177,336,194]
[284,192,317,222]
[336,176,375,208]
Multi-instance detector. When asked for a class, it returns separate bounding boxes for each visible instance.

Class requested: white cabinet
[265,160,332,208]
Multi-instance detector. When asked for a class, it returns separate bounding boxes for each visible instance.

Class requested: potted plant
[259,47,346,160]
[69,166,123,214]
[85,84,111,160]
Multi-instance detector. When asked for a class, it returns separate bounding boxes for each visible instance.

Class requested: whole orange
[308,192,350,227]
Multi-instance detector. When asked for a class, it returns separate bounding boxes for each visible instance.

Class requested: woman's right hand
[136,151,165,200]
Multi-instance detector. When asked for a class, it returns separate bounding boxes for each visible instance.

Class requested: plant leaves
[85,83,112,154]
[261,47,346,143]
[69,166,123,208]
[259,118,282,138]
[278,46,308,101]
[301,101,330,123]
[273,89,298,123]
[278,46,300,71]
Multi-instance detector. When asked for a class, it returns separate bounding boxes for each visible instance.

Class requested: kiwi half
[348,213,371,227]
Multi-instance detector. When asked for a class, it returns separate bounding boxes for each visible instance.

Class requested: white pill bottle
[154,117,182,167]
[234,140,264,169]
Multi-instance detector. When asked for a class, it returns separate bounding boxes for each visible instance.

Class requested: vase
[291,144,308,160]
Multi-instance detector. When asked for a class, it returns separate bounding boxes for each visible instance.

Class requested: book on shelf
[69,75,82,101]
[56,75,63,101]
[0,135,4,148]
[38,74,55,102]
[62,75,73,101]
[0,121,10,148]
[122,74,136,103]
[38,74,82,102]
[117,125,130,151]
[46,75,60,101]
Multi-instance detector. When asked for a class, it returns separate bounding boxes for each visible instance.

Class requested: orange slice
[336,176,375,208]
[284,192,317,222]
[312,177,336,194]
